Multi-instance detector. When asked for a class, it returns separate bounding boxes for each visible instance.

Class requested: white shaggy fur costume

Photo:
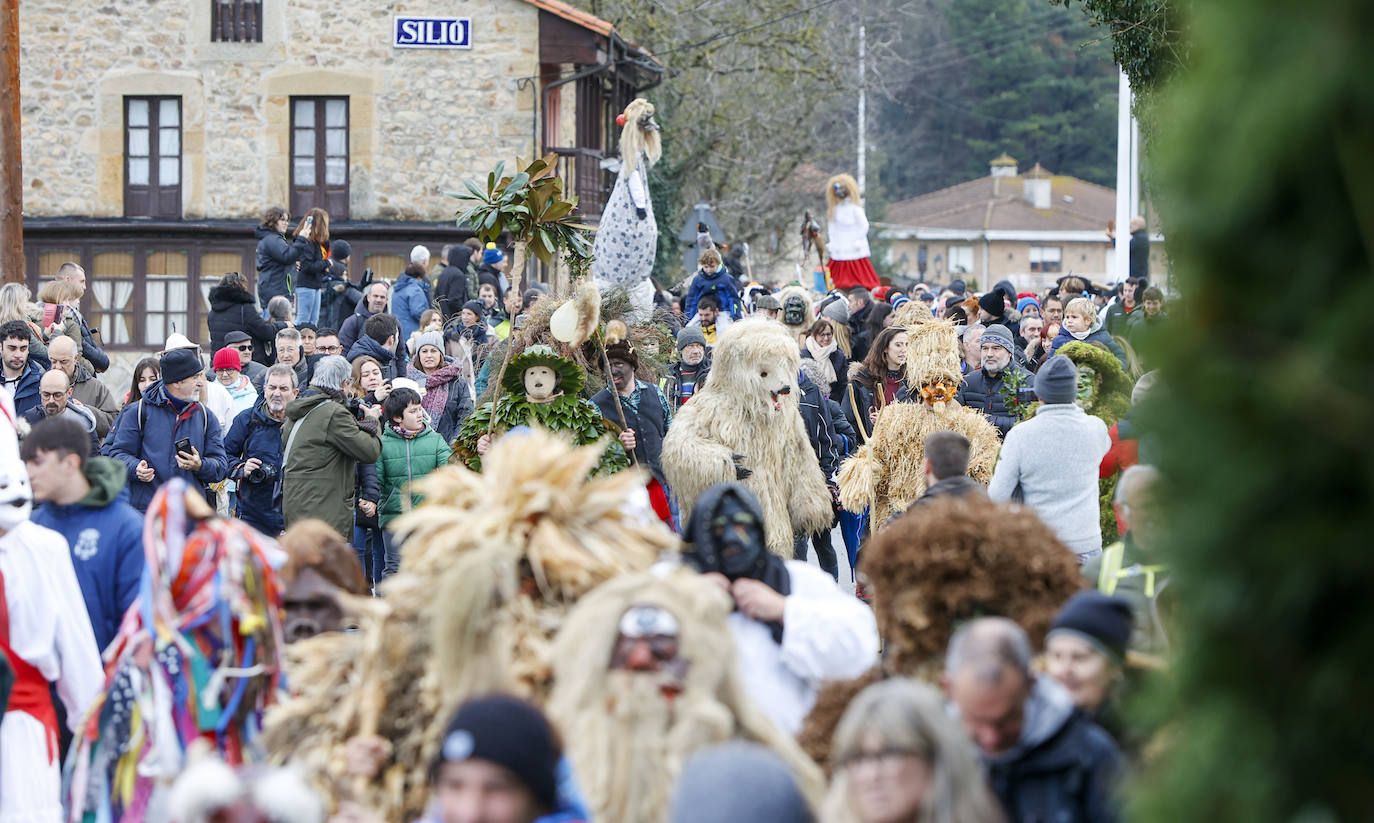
[661,319,833,558]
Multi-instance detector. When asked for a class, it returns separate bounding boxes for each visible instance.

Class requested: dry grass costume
[837,318,1001,526]
[798,493,1086,768]
[661,318,833,558]
[261,430,671,820]
[548,567,826,823]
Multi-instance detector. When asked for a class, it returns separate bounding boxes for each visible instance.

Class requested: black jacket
[435,247,474,321]
[254,226,304,305]
[666,358,712,410]
[339,296,407,365]
[208,284,280,366]
[1129,229,1150,282]
[801,347,848,402]
[75,312,109,373]
[956,363,1035,437]
[798,373,840,480]
[293,236,329,291]
[593,383,669,486]
[847,303,872,364]
[983,680,1124,823]
[347,334,399,380]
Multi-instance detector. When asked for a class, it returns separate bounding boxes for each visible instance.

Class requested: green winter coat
[281,392,383,539]
[376,423,451,527]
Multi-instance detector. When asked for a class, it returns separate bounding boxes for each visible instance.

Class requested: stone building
[877,155,1167,294]
[17,0,659,363]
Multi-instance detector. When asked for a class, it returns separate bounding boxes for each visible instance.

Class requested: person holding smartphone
[104,348,229,513]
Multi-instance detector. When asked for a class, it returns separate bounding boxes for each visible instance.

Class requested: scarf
[411,361,465,420]
[804,335,838,387]
[387,421,423,439]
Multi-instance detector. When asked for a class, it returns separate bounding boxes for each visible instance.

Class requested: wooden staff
[599,338,636,466]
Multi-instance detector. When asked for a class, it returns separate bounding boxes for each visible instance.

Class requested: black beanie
[978,290,1004,317]
[433,695,559,809]
[463,299,487,317]
[159,348,203,385]
[330,239,351,260]
[1050,591,1134,664]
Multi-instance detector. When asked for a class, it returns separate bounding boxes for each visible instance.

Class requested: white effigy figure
[592,98,662,320]
[0,394,103,823]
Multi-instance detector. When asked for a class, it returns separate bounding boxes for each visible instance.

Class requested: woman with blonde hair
[292,207,332,326]
[34,279,85,345]
[824,678,1005,823]
[825,173,881,291]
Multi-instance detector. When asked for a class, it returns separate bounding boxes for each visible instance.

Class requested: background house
[877,155,1166,293]
[17,0,659,364]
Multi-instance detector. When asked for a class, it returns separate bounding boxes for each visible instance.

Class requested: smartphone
[174,437,192,456]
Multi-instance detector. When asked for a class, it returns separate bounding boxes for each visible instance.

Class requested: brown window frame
[124,96,183,219]
[210,0,263,42]
[289,96,350,220]
[1029,245,1063,274]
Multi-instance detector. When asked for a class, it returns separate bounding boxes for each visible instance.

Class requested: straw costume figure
[260,430,671,821]
[799,493,1085,769]
[661,318,834,558]
[837,318,1001,526]
[548,567,826,823]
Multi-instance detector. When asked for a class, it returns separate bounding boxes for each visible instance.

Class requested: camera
[346,396,367,422]
[246,462,278,484]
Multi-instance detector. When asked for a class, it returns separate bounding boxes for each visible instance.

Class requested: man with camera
[224,364,299,536]
[280,355,382,540]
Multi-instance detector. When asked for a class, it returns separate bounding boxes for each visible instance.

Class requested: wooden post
[0,0,23,284]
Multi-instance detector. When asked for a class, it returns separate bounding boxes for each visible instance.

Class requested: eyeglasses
[839,746,927,771]
[40,390,68,400]
[234,344,253,352]
[317,344,341,354]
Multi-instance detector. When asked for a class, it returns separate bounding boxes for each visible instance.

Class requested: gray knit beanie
[667,742,812,823]
[677,325,707,352]
[981,323,1015,355]
[1035,354,1079,404]
[821,296,850,324]
[412,330,444,356]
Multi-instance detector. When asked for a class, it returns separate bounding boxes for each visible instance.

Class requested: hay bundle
[262,428,673,820]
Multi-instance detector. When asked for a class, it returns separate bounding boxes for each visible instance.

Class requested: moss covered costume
[453,345,629,475]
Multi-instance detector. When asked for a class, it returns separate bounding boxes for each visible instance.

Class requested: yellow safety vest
[1098,541,1167,599]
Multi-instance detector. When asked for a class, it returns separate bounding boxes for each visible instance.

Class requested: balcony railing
[548,147,612,223]
[211,0,263,43]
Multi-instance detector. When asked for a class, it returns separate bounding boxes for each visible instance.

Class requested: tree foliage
[1127,0,1374,819]
[1050,0,1186,94]
[573,0,857,279]
[868,0,1119,204]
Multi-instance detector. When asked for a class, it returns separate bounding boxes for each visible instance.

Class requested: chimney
[1023,162,1051,210]
[989,153,1018,178]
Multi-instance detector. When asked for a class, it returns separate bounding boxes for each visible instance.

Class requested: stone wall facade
[19,0,544,222]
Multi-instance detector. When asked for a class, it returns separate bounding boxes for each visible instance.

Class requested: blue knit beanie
[483,243,505,265]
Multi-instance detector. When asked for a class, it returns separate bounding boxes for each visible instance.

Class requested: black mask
[783,295,808,326]
[685,483,791,643]
[710,502,767,581]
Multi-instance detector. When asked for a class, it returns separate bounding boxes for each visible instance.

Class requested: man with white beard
[223,364,298,535]
[548,567,826,823]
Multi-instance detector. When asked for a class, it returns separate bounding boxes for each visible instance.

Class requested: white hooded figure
[0,393,104,823]
[592,98,662,321]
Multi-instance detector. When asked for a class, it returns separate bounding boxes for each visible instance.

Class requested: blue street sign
[394,17,472,49]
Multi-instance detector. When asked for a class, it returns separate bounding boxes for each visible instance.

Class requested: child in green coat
[377,387,452,577]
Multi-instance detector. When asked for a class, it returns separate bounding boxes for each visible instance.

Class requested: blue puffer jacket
[223,400,288,535]
[104,380,229,512]
[391,273,432,343]
[6,359,44,417]
[30,456,144,654]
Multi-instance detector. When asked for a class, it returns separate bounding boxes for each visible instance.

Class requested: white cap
[163,333,198,353]
[410,245,431,264]
[390,376,426,398]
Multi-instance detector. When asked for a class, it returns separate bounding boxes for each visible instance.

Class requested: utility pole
[0,0,22,284]
[856,11,866,195]
[1112,68,1136,285]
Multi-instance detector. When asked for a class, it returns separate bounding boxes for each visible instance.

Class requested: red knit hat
[213,346,242,372]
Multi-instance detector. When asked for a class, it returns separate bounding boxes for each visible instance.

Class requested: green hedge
[1130,0,1374,819]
